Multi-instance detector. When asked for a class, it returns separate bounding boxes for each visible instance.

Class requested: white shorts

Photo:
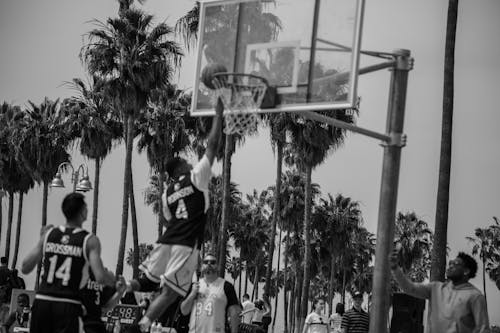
[139,244,199,297]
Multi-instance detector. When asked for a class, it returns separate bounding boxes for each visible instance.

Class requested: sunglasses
[203,259,216,265]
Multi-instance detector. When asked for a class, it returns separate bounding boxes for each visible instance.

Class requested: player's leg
[51,302,84,333]
[138,244,200,332]
[29,299,53,333]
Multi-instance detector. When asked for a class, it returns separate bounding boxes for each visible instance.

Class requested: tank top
[159,172,207,248]
[189,278,227,333]
[38,226,91,302]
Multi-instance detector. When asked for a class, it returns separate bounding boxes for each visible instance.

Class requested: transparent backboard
[191,0,365,116]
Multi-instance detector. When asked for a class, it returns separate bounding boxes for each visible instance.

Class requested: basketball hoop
[211,73,268,136]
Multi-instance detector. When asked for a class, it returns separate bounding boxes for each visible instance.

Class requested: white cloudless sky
[1,0,499,327]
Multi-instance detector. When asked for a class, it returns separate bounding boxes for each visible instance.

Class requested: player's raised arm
[204,98,224,165]
[87,235,115,286]
[21,224,53,274]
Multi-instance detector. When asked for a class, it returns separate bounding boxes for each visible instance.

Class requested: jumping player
[21,192,115,333]
[125,99,224,332]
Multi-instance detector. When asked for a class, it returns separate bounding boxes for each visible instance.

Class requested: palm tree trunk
[272,227,283,328]
[0,194,2,247]
[252,267,259,300]
[289,276,295,333]
[238,264,242,299]
[5,191,14,263]
[265,142,283,297]
[129,171,140,279]
[116,115,134,275]
[328,256,335,315]
[283,230,290,333]
[300,166,313,329]
[294,269,303,333]
[245,263,249,295]
[218,134,233,276]
[430,0,458,282]
[11,192,24,269]
[342,268,347,305]
[36,181,49,289]
[92,158,101,234]
[483,257,488,311]
[158,171,165,237]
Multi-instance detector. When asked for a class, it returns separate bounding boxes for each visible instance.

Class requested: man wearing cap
[341,292,369,333]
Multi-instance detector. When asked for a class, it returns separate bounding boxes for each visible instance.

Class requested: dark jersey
[81,271,116,321]
[158,172,207,248]
[38,226,91,302]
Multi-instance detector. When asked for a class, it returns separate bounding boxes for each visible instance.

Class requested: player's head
[335,302,345,315]
[313,297,325,312]
[243,293,250,301]
[165,156,191,179]
[62,192,87,223]
[446,252,478,281]
[201,252,217,276]
[17,293,29,308]
[0,257,7,265]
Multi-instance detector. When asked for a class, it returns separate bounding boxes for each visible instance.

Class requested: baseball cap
[353,291,363,299]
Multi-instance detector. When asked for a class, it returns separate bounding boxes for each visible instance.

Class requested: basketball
[201,63,227,90]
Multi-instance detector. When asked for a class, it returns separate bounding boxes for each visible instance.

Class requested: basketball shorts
[139,244,199,297]
[30,298,84,333]
[83,317,106,333]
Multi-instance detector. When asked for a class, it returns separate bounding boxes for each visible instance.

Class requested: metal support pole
[369,49,412,333]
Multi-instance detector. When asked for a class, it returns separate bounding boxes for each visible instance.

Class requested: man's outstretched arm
[21,225,53,274]
[204,98,224,165]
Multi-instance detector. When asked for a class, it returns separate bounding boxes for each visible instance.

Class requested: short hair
[243,294,250,299]
[0,257,7,265]
[313,297,325,309]
[18,293,29,302]
[335,302,345,315]
[165,157,187,177]
[458,252,478,279]
[203,252,216,259]
[62,193,86,220]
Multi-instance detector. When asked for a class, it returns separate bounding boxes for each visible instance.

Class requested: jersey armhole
[83,233,93,262]
[42,227,55,258]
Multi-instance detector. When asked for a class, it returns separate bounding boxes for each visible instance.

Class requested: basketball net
[212,73,268,136]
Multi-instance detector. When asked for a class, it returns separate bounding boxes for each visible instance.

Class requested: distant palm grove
[1,1,499,333]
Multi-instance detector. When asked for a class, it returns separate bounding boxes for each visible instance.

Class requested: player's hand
[138,316,152,333]
[116,275,127,294]
[40,224,53,237]
[389,242,402,270]
[190,282,199,297]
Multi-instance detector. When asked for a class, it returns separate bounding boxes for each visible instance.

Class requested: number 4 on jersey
[175,199,189,219]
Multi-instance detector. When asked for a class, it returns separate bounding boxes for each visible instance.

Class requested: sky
[1,0,500,327]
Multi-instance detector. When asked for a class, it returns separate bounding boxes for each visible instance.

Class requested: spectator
[302,297,329,333]
[261,295,272,333]
[251,300,265,327]
[330,303,344,333]
[240,294,255,324]
[341,292,369,333]
[390,250,490,333]
[180,253,241,333]
[2,293,30,333]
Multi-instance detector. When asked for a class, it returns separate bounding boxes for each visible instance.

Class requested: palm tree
[312,193,363,308]
[0,102,26,261]
[61,76,122,234]
[394,212,433,282]
[137,86,191,237]
[466,217,500,309]
[431,0,459,282]
[14,98,71,285]
[81,7,182,275]
[287,107,354,331]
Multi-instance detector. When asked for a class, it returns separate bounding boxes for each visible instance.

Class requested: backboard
[191,0,365,116]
